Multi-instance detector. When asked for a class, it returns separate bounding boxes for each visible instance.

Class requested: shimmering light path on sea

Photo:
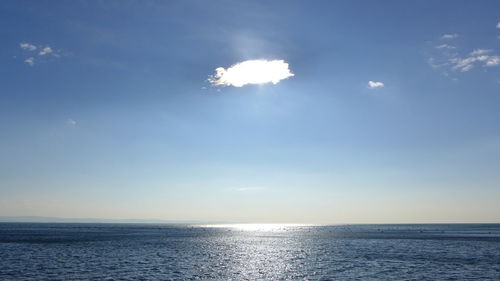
[1,223,499,280]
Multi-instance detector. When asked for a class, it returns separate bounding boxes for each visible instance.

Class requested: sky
[1,0,500,224]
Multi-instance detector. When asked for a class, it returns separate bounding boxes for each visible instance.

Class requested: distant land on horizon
[0,216,206,224]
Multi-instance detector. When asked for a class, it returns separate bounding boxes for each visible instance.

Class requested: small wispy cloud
[450,57,476,72]
[470,49,492,56]
[368,81,384,88]
[484,56,500,66]
[24,57,35,66]
[497,22,500,29]
[66,119,77,127]
[18,42,62,66]
[450,54,500,72]
[427,57,448,69]
[428,33,500,76]
[230,186,266,192]
[209,59,294,87]
[441,33,458,39]
[20,42,37,51]
[436,44,456,49]
[38,46,53,56]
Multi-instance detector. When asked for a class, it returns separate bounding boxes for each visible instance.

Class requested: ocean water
[0,223,499,280]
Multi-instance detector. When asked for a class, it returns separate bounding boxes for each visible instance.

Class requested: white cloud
[497,22,500,29]
[427,57,449,69]
[458,63,474,72]
[436,44,456,49]
[39,46,53,56]
[431,33,500,78]
[441,33,458,39]
[66,119,77,127]
[368,81,384,88]
[470,49,492,56]
[450,57,476,72]
[20,42,37,51]
[484,56,500,66]
[209,59,294,87]
[18,43,63,66]
[450,54,500,71]
[24,57,35,66]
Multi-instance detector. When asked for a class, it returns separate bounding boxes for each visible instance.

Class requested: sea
[0,223,499,280]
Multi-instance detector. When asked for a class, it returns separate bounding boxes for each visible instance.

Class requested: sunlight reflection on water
[1,223,499,280]
[195,223,314,231]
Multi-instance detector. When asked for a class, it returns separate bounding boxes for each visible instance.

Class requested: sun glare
[197,223,310,231]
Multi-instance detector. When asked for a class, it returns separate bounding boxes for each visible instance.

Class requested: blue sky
[1,0,499,223]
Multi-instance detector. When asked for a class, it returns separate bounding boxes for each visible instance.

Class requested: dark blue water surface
[0,223,499,280]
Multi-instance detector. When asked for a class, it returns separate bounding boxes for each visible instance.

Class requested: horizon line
[1,216,499,225]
